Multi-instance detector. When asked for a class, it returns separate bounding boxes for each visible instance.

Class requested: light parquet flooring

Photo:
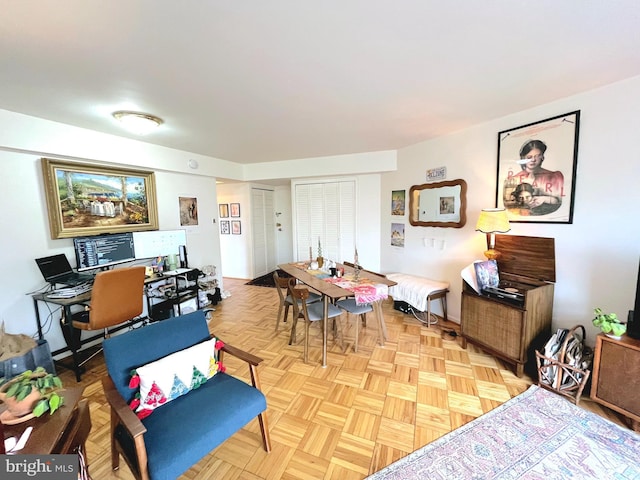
[59,277,629,479]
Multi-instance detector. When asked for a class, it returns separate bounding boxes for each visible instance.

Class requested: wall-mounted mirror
[409,179,467,228]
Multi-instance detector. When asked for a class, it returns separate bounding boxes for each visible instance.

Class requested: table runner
[305,268,388,305]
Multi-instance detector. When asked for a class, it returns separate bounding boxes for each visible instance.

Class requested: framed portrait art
[179,197,198,226]
[231,220,241,235]
[391,190,405,216]
[219,203,229,218]
[40,158,158,239]
[230,203,241,217]
[496,111,580,224]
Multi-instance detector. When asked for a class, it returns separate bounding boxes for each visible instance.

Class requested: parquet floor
[58,277,628,479]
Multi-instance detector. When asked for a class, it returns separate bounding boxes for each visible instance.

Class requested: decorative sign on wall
[426,167,447,182]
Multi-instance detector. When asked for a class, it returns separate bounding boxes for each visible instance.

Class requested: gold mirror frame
[408,179,467,228]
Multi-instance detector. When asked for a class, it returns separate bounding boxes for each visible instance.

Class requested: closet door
[294,181,355,264]
[252,188,276,277]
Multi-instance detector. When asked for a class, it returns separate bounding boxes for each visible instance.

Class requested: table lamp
[475,208,510,260]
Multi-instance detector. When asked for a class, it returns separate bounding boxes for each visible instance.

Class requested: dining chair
[335,298,373,353]
[288,280,344,363]
[273,271,320,337]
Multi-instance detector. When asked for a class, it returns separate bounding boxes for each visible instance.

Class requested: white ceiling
[1,1,639,164]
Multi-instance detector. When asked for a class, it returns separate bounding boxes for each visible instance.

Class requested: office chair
[68,266,146,368]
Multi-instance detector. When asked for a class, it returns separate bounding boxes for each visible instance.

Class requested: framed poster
[179,197,198,226]
[220,220,230,234]
[230,203,241,217]
[391,222,405,247]
[40,158,158,239]
[391,190,405,216]
[496,111,580,223]
[231,220,241,235]
[219,203,229,218]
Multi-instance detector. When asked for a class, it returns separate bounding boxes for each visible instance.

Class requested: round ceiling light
[112,111,163,135]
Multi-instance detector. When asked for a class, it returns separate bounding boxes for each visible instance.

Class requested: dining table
[277,262,397,367]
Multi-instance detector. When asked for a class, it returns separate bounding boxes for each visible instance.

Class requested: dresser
[461,235,555,377]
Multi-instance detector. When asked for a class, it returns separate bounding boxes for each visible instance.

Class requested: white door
[294,181,355,264]
[252,188,276,277]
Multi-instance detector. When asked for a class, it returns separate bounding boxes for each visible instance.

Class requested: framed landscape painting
[41,158,158,239]
[496,111,580,224]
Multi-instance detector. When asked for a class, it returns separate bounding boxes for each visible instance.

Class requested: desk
[1,387,91,455]
[32,291,142,382]
[278,262,396,366]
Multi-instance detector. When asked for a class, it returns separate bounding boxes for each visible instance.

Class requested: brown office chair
[69,266,146,367]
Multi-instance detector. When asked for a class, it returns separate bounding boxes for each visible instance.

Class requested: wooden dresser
[590,334,640,431]
[461,235,555,377]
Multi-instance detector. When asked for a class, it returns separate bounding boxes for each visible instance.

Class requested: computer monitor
[74,232,136,272]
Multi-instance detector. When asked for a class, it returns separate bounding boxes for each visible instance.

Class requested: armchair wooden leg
[257,412,272,452]
[110,411,120,471]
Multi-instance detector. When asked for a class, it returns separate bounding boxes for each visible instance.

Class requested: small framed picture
[230,203,241,217]
[219,203,229,218]
[220,220,230,234]
[391,190,405,216]
[231,220,241,235]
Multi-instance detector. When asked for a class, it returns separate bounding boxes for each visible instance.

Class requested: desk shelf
[145,269,203,321]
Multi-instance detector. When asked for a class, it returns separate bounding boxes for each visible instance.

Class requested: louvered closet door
[252,188,276,277]
[294,181,355,264]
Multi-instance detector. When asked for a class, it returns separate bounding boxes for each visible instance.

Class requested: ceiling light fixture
[112,111,163,135]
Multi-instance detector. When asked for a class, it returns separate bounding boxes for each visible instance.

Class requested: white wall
[219,174,382,279]
[381,75,640,342]
[217,183,253,279]
[0,118,223,355]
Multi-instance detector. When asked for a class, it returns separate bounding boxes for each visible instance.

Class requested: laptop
[35,254,94,286]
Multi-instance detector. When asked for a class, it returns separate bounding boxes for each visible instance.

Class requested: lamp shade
[475,208,511,234]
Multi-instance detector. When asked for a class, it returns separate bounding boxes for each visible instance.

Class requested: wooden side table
[590,334,640,431]
[1,386,91,454]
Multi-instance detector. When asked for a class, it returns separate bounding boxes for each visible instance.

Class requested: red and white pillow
[128,337,225,419]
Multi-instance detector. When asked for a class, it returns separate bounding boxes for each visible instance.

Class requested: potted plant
[0,366,64,418]
[592,307,627,339]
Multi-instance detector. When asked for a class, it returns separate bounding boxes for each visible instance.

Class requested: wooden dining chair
[336,298,373,353]
[288,280,344,363]
[273,271,320,338]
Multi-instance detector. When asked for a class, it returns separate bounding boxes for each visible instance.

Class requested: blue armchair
[102,310,271,480]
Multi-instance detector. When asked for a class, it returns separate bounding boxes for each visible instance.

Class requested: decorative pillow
[128,337,225,419]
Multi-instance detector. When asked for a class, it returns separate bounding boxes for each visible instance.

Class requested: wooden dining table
[277,262,397,366]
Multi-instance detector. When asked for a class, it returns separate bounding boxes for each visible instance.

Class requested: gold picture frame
[41,158,159,239]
